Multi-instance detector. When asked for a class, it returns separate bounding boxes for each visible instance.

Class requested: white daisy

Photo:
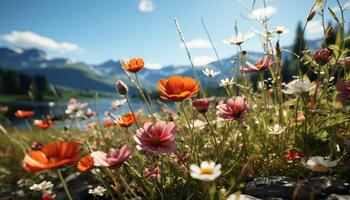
[301,156,338,172]
[202,68,220,78]
[190,161,221,181]
[219,78,235,87]
[275,26,288,34]
[268,124,286,135]
[29,181,54,192]
[190,119,206,131]
[223,32,255,45]
[88,186,107,197]
[282,79,314,95]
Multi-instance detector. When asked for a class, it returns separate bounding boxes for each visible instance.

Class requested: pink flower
[134,121,177,154]
[116,80,128,95]
[91,144,131,167]
[240,56,274,73]
[297,112,305,122]
[313,48,331,65]
[192,99,212,113]
[143,166,161,179]
[336,81,350,102]
[216,96,248,120]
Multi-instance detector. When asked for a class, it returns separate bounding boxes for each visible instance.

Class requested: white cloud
[138,0,154,12]
[249,6,277,21]
[180,39,211,49]
[145,62,162,69]
[192,56,216,67]
[331,1,350,12]
[306,20,324,35]
[0,31,82,53]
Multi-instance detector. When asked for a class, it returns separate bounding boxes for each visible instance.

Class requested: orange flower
[77,154,95,172]
[23,141,81,172]
[123,58,144,73]
[158,76,200,101]
[140,119,152,125]
[14,110,35,118]
[33,120,54,129]
[117,112,138,127]
[103,120,116,127]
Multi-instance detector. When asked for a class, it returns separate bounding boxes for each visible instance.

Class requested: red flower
[336,81,350,102]
[77,154,95,172]
[192,99,212,113]
[33,120,54,129]
[285,149,304,162]
[143,166,160,179]
[14,110,35,118]
[103,120,116,127]
[42,192,56,200]
[117,112,138,127]
[240,56,274,73]
[313,48,331,65]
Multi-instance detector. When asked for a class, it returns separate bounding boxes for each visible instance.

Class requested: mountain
[0,39,322,93]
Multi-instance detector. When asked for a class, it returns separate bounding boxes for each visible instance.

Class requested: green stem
[125,95,140,129]
[203,114,219,158]
[57,169,73,200]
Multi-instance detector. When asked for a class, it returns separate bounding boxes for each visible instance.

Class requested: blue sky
[0,0,349,68]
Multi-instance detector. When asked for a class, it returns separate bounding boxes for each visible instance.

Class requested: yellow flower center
[312,164,329,172]
[48,157,59,164]
[200,167,214,175]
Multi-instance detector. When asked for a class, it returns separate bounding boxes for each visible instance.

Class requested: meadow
[1,0,350,199]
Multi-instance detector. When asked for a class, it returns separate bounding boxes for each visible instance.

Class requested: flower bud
[116,80,128,95]
[313,48,331,65]
[307,10,316,21]
[192,99,212,113]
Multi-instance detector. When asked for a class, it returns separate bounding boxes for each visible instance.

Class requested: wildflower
[134,121,176,154]
[77,154,95,172]
[268,124,286,135]
[336,81,350,102]
[48,102,55,107]
[175,151,190,165]
[158,76,200,101]
[116,112,138,127]
[167,112,175,121]
[116,80,129,95]
[33,120,54,129]
[29,181,54,192]
[313,48,331,65]
[285,149,305,162]
[282,79,314,95]
[223,32,255,45]
[190,119,206,131]
[85,108,96,118]
[91,144,131,167]
[111,99,127,110]
[240,56,274,74]
[202,68,220,78]
[216,97,249,120]
[23,141,81,172]
[42,192,56,200]
[88,186,107,197]
[275,26,287,34]
[219,78,235,87]
[143,166,161,179]
[14,110,35,118]
[192,99,212,113]
[103,120,116,127]
[31,142,44,151]
[302,156,337,172]
[296,112,305,122]
[190,161,221,181]
[122,58,144,73]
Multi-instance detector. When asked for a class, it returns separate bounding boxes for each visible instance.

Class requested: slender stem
[203,114,219,158]
[135,73,155,119]
[125,95,140,129]
[57,169,73,200]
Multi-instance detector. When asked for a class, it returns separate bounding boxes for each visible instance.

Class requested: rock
[244,176,350,200]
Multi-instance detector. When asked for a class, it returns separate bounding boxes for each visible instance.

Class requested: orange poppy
[14,110,35,118]
[158,76,200,101]
[117,112,138,127]
[33,120,54,129]
[23,141,81,172]
[103,120,116,127]
[123,58,144,73]
[77,154,95,172]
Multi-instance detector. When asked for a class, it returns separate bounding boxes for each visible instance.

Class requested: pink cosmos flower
[91,144,131,167]
[134,121,177,154]
[143,166,161,179]
[192,99,212,113]
[336,81,350,102]
[216,96,248,120]
[240,56,274,74]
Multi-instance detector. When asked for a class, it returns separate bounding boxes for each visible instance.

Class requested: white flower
[219,78,235,87]
[227,193,262,200]
[301,156,338,172]
[190,161,221,181]
[88,186,107,197]
[282,79,314,95]
[223,32,255,45]
[48,102,55,107]
[275,26,288,34]
[202,68,220,78]
[249,6,277,21]
[268,124,286,135]
[190,119,206,131]
[111,99,127,110]
[29,181,54,192]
